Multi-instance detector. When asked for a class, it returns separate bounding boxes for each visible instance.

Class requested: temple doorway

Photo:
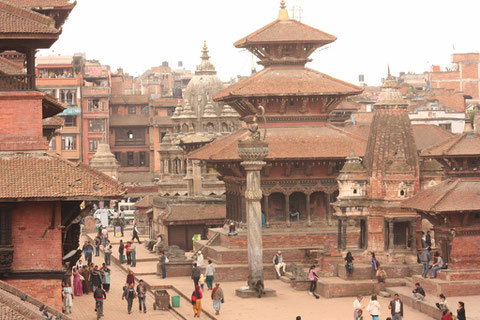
[269,193,285,222]
[289,192,306,221]
[393,222,409,249]
[310,192,326,220]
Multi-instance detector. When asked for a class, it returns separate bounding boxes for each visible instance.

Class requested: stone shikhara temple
[189,0,480,299]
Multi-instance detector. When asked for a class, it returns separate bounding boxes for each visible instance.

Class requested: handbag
[80,275,85,281]
[165,256,169,263]
[221,298,224,303]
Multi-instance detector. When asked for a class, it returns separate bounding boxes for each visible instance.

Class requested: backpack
[93,288,104,299]
[191,291,197,305]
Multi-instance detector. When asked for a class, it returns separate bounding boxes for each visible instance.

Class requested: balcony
[115,139,146,146]
[0,74,35,91]
[82,86,110,97]
[110,114,150,127]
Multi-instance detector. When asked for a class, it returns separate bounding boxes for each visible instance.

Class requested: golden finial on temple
[278,0,289,20]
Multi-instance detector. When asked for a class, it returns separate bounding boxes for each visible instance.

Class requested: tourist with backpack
[191,285,203,318]
[122,282,137,314]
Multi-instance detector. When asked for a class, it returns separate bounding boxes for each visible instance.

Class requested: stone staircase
[316,263,422,298]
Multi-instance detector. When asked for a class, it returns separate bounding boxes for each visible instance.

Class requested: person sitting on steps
[273,251,286,277]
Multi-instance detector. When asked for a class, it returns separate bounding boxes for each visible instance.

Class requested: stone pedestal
[236,138,276,297]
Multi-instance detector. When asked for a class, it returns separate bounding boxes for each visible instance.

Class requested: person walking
[93,286,106,317]
[126,270,135,286]
[431,252,444,278]
[95,232,102,257]
[101,264,111,292]
[125,241,132,265]
[211,283,224,315]
[81,266,91,294]
[366,295,380,320]
[388,294,404,320]
[192,263,201,286]
[353,295,363,320]
[101,226,108,246]
[119,210,125,237]
[104,240,112,266]
[370,252,378,279]
[412,283,426,301]
[72,267,83,296]
[199,274,206,291]
[308,265,320,299]
[91,265,103,293]
[419,248,432,278]
[122,283,137,314]
[345,251,354,276]
[132,224,142,244]
[119,240,125,264]
[160,251,167,279]
[82,241,89,261]
[130,241,137,267]
[136,280,147,313]
[273,251,286,278]
[457,301,466,320]
[191,285,203,318]
[84,241,94,265]
[62,282,73,314]
[205,260,215,290]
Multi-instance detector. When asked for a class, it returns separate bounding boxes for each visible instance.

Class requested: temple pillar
[306,193,311,227]
[237,138,268,291]
[411,219,417,252]
[388,220,394,252]
[26,48,36,89]
[192,160,202,197]
[324,192,332,225]
[342,219,347,250]
[337,219,342,249]
[285,193,291,227]
[263,195,270,227]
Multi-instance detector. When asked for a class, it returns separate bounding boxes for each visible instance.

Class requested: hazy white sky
[40,0,480,85]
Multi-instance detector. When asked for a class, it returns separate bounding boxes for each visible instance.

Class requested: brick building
[428,53,480,100]
[0,0,124,311]
[36,55,83,162]
[81,60,111,163]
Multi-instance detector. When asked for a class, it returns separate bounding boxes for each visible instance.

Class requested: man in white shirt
[273,251,286,277]
[388,294,403,320]
[353,295,363,320]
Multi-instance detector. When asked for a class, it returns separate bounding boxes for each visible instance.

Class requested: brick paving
[81,230,480,319]
[69,236,178,320]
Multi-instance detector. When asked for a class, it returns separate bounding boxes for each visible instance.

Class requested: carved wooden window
[0,206,12,246]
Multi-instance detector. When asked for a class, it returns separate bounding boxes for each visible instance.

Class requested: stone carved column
[388,221,394,252]
[238,139,268,289]
[285,194,291,227]
[306,193,311,227]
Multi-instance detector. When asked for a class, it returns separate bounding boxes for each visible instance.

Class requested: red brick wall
[5,279,62,311]
[450,234,480,269]
[0,92,47,151]
[11,201,63,270]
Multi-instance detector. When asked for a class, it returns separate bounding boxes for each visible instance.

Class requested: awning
[60,108,81,115]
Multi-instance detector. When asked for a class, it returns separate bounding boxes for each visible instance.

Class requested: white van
[118,200,136,224]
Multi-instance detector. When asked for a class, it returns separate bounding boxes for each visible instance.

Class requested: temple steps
[316,277,407,298]
[412,274,480,297]
[386,286,442,319]
[337,263,421,281]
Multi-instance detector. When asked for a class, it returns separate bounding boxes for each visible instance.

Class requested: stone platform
[235,287,277,298]
[337,263,422,280]
[412,274,480,297]
[316,276,407,298]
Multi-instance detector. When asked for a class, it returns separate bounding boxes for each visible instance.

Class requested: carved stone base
[235,287,276,298]
[0,245,14,274]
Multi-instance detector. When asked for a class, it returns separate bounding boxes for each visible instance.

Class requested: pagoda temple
[190,1,364,233]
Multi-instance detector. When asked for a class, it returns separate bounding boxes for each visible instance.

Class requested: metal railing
[0,74,35,91]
